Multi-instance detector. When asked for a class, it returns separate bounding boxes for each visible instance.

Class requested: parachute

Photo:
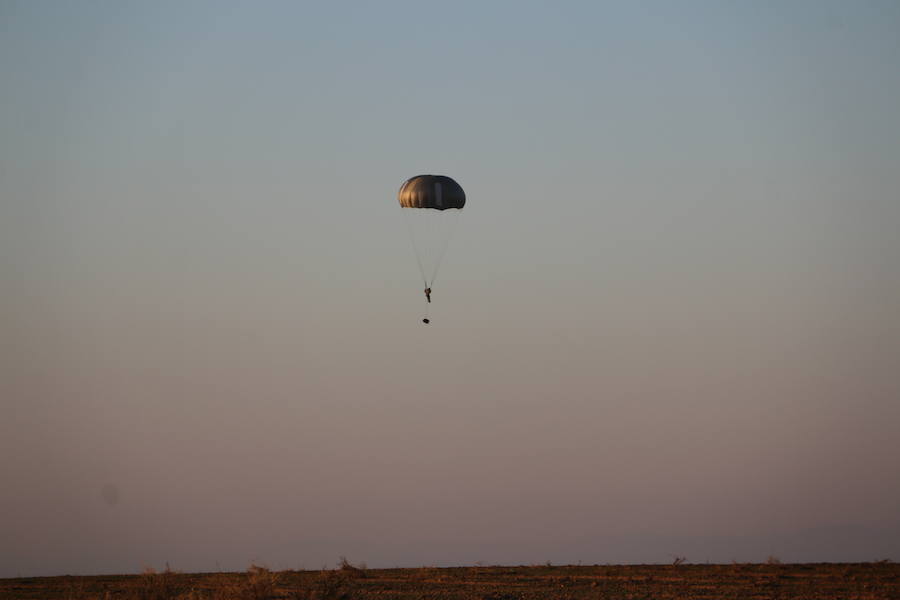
[398,175,465,323]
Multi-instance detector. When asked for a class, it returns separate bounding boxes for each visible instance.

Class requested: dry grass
[2,561,899,600]
[135,567,180,600]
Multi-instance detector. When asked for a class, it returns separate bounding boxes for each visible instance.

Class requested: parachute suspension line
[402,207,461,288]
[402,209,428,288]
[427,208,461,289]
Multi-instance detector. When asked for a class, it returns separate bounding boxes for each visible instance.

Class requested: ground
[1,562,898,599]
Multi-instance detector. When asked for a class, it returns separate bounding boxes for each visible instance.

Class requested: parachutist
[422,318,430,324]
[424,287,432,303]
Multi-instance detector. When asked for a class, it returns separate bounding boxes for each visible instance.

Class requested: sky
[2,0,900,577]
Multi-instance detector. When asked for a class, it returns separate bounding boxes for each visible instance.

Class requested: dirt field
[2,562,898,600]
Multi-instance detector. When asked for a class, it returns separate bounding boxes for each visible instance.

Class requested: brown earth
[1,562,898,600]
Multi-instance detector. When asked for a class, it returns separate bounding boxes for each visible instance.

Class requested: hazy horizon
[3,0,900,577]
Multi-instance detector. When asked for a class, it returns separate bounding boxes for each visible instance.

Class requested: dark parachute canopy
[398,175,465,322]
[398,175,466,210]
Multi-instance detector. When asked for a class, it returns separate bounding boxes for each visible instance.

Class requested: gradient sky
[2,0,900,577]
